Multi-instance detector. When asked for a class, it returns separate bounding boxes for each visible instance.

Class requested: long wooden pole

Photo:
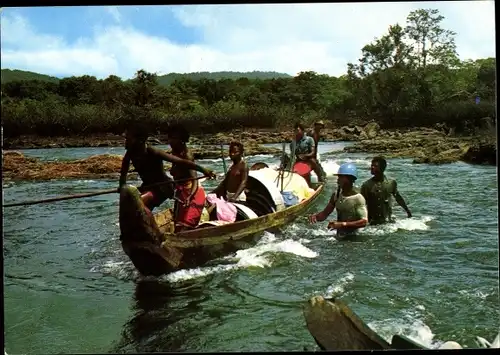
[3,175,208,208]
[280,142,286,192]
[220,143,228,175]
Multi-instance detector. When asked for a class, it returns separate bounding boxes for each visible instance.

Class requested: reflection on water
[113,279,211,353]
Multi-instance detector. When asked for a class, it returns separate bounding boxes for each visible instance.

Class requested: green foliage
[1,69,60,83]
[0,69,291,86]
[346,8,495,130]
[0,8,496,138]
[154,71,292,86]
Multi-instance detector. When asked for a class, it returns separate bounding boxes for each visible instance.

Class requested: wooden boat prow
[303,296,429,350]
[119,164,325,276]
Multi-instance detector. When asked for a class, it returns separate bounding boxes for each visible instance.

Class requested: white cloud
[0,2,496,79]
[1,14,65,49]
[106,6,122,23]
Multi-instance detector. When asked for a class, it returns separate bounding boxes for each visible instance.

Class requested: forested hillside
[1,8,495,138]
[0,69,291,85]
[155,71,292,86]
[1,69,60,84]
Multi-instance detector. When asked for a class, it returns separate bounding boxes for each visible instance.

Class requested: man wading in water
[360,156,412,225]
[308,120,327,181]
[213,141,249,203]
[309,163,368,239]
[291,122,325,183]
[119,126,215,216]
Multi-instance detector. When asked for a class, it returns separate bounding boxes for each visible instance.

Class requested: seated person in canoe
[360,156,412,225]
[213,141,249,203]
[309,163,368,239]
[119,125,215,215]
[291,122,325,185]
[166,123,211,232]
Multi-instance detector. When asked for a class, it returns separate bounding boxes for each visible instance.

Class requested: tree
[475,57,496,100]
[405,8,459,68]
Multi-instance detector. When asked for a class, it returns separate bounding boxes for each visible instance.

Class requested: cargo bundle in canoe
[119,163,325,276]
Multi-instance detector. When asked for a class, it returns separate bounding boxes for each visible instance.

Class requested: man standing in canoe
[165,123,212,232]
[360,156,412,225]
[309,163,368,239]
[309,120,327,182]
[291,122,325,183]
[119,125,215,216]
[213,141,249,203]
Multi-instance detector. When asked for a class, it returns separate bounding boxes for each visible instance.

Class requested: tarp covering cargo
[249,168,315,204]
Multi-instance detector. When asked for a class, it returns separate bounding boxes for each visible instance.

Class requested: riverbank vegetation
[1,8,495,139]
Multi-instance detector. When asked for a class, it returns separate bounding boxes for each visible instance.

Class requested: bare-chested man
[214,141,249,202]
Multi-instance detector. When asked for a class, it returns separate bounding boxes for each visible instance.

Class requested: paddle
[279,142,286,191]
[3,188,120,208]
[220,143,227,175]
[3,175,209,208]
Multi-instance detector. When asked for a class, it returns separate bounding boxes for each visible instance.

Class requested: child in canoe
[165,123,213,232]
[118,125,216,216]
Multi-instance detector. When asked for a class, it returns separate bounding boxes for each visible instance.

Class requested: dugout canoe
[119,165,325,276]
[303,296,428,350]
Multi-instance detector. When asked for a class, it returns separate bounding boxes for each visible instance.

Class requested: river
[3,142,499,353]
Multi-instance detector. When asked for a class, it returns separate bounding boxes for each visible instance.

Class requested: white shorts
[226,190,247,202]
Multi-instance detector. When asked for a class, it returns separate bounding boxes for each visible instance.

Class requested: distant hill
[1,69,61,84]
[155,71,292,85]
[1,69,292,86]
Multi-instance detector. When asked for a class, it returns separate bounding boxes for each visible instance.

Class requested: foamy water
[309,272,456,349]
[323,272,355,298]
[358,215,434,236]
[307,215,434,241]
[368,315,442,349]
[367,307,500,349]
[91,230,318,284]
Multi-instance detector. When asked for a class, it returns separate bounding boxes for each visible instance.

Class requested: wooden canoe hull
[303,296,428,350]
[119,183,325,276]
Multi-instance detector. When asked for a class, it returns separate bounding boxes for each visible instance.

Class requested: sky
[0,2,496,79]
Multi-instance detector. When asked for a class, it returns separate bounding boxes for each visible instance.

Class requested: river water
[3,142,499,353]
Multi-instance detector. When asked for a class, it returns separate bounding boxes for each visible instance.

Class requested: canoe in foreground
[303,296,428,350]
[119,166,325,277]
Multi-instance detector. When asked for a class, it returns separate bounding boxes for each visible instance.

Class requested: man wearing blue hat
[309,162,368,239]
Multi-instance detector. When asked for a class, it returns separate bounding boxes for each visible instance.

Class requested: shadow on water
[111,278,213,353]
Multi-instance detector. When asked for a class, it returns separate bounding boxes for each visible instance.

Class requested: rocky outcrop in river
[343,126,496,166]
[2,151,128,181]
[2,143,282,181]
[3,120,496,168]
[1,123,386,150]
